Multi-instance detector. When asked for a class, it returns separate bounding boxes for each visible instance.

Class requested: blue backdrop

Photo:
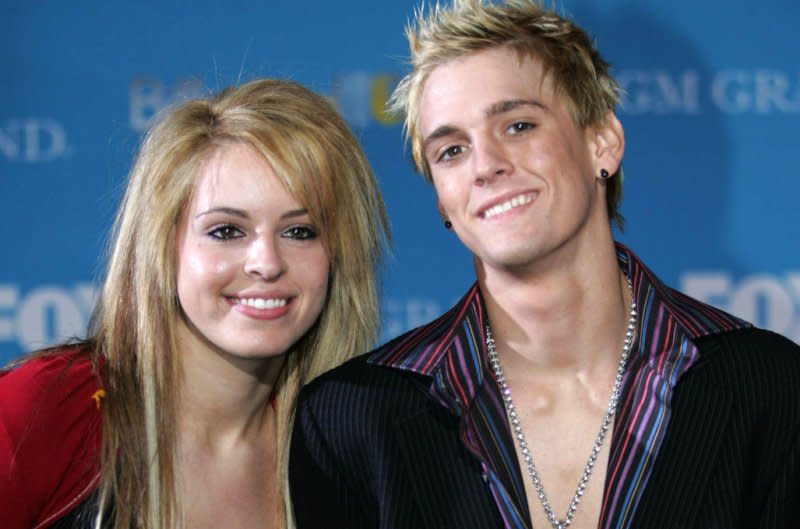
[2,0,799,364]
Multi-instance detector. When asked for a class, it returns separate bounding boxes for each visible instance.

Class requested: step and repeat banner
[2,1,799,364]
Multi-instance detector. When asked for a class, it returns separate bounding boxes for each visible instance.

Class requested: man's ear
[589,111,625,175]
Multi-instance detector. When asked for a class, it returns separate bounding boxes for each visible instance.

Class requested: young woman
[0,78,389,529]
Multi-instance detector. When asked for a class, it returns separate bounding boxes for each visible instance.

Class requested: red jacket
[0,348,103,528]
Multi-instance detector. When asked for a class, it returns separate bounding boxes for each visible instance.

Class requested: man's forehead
[417,50,554,131]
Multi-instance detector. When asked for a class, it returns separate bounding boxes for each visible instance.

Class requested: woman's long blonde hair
[90,78,389,528]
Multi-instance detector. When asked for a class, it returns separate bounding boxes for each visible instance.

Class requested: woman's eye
[508,121,535,134]
[207,225,244,240]
[282,225,318,240]
[437,145,465,162]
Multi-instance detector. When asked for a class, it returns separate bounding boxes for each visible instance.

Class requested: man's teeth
[483,193,534,219]
[237,298,288,309]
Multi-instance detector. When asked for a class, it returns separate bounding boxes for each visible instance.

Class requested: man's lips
[479,191,537,219]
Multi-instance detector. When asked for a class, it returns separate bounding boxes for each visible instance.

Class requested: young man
[289,2,800,528]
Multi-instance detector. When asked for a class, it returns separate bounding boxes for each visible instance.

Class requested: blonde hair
[391,0,625,227]
[90,78,389,528]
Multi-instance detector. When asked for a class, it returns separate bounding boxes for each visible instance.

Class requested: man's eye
[507,122,535,134]
[438,145,465,162]
[207,225,244,240]
[282,225,318,240]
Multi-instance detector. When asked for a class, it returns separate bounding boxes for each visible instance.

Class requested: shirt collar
[368,243,750,409]
[617,242,750,342]
[368,283,487,413]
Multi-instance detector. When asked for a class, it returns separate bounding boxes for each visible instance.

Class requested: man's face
[418,46,620,276]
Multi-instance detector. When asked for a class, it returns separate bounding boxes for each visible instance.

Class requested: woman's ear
[437,199,447,219]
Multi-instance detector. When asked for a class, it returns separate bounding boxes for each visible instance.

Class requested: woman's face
[175,142,330,361]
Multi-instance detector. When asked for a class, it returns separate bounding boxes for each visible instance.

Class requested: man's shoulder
[303,288,475,397]
[693,326,800,396]
[303,350,402,388]
[696,326,800,364]
[298,316,456,420]
[301,337,432,405]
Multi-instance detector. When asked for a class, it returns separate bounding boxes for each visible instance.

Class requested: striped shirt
[369,243,749,529]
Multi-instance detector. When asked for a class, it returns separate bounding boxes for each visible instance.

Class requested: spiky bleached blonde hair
[390,0,625,227]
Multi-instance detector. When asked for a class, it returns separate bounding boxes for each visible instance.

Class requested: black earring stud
[444,220,452,229]
[599,168,610,180]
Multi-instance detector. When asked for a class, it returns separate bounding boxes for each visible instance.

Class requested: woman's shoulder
[1,345,103,419]
[0,344,103,529]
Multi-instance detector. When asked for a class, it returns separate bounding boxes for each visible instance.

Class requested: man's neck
[477,240,629,374]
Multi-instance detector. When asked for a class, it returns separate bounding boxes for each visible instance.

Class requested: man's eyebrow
[422,125,459,154]
[421,99,546,154]
[485,98,546,118]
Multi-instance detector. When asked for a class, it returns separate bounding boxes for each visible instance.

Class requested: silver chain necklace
[486,279,637,529]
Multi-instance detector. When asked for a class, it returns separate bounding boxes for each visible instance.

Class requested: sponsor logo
[137,69,794,125]
[711,69,800,113]
[330,72,403,128]
[380,273,800,346]
[5,277,794,357]
[0,118,70,163]
[0,288,450,352]
[340,68,800,120]
[618,70,701,114]
[618,68,800,115]
[681,272,800,343]
[381,296,443,342]
[0,284,97,353]
[128,73,403,131]
[129,78,205,131]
